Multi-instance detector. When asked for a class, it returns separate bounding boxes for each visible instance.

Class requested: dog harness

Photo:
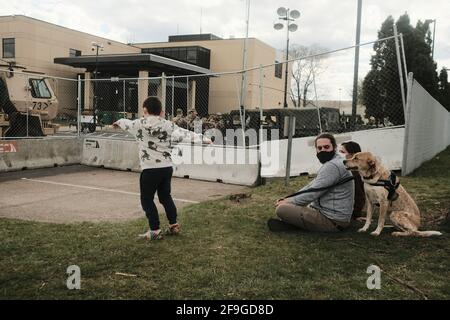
[364,171,400,202]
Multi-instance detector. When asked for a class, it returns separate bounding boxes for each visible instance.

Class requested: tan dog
[344,152,442,237]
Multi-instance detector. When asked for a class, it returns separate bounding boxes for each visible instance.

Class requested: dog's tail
[413,230,443,237]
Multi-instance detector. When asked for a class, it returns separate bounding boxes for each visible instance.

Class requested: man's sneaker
[165,223,181,236]
[138,229,164,240]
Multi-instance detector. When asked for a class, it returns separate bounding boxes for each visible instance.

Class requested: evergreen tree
[362,13,440,126]
[438,68,450,111]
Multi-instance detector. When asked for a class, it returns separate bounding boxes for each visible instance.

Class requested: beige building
[0,15,291,119]
[138,37,290,114]
[0,15,140,116]
[0,15,139,77]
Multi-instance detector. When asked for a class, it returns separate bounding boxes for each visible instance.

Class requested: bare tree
[287,44,329,107]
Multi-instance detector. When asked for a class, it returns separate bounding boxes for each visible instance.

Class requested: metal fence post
[186,76,189,111]
[258,64,264,146]
[313,70,323,133]
[26,75,29,138]
[171,76,175,119]
[400,33,409,91]
[401,72,414,176]
[285,115,294,187]
[123,79,126,117]
[77,75,81,138]
[394,24,407,115]
[161,73,167,116]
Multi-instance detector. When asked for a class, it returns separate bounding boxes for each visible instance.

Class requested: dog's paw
[358,228,368,233]
[370,231,381,236]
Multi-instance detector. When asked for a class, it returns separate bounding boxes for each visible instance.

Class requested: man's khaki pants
[275,204,349,232]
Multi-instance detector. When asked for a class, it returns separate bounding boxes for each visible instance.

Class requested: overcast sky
[2,0,449,100]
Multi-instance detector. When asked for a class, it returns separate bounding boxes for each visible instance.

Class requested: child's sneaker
[138,229,164,240]
[165,223,181,236]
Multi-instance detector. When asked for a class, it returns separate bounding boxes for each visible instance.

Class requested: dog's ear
[368,158,377,173]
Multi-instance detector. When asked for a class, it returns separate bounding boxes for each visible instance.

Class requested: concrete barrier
[261,126,405,178]
[172,144,260,186]
[0,138,82,172]
[81,138,140,171]
[0,126,405,185]
[81,138,260,186]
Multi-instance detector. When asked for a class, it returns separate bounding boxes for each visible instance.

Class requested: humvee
[0,64,59,137]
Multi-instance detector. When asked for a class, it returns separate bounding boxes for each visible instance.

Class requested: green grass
[1,148,450,300]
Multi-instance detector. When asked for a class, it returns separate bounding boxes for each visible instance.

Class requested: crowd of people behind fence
[171,108,226,132]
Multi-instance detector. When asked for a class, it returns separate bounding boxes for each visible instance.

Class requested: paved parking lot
[0,165,250,224]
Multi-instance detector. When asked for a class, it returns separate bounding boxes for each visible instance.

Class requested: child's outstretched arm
[161,119,212,145]
[113,118,141,135]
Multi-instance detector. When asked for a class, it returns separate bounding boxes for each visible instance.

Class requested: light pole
[338,88,342,112]
[274,7,300,109]
[91,42,103,130]
[425,19,436,60]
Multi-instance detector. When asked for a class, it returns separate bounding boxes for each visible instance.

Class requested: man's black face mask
[317,151,335,164]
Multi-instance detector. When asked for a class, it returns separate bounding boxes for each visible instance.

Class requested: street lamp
[274,7,300,108]
[425,19,436,60]
[91,42,104,130]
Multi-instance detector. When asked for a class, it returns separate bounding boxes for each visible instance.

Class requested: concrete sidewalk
[0,165,250,224]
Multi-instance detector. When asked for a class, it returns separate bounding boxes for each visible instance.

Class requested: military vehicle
[340,113,366,131]
[228,107,342,139]
[167,107,342,145]
[0,62,59,137]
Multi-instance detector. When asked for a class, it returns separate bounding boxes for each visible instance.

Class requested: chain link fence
[1,35,406,144]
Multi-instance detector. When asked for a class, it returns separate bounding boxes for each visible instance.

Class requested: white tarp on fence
[261,126,405,178]
[402,74,450,175]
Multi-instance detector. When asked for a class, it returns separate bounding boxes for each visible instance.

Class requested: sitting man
[273,133,355,232]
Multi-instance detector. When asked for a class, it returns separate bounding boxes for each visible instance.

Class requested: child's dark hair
[314,133,337,150]
[143,96,162,115]
[341,141,362,155]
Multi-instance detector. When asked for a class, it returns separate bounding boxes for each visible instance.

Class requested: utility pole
[239,0,250,146]
[351,0,362,130]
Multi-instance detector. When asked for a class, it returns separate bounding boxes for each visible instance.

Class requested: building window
[2,38,15,58]
[275,61,283,79]
[29,79,52,99]
[69,48,82,57]
[187,49,197,64]
[142,46,210,69]
[178,47,187,61]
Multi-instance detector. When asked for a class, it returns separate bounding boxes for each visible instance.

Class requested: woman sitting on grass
[339,141,366,220]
